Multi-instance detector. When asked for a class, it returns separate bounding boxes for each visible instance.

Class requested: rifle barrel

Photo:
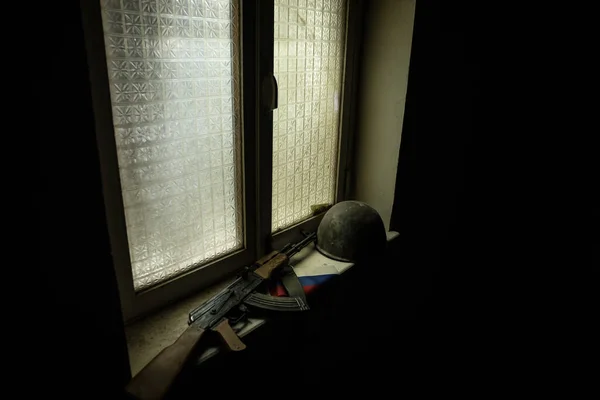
[284,232,317,259]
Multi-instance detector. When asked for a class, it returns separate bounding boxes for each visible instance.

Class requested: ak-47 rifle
[126,232,317,400]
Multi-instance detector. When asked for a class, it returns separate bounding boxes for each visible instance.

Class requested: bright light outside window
[272,0,347,232]
[100,0,243,291]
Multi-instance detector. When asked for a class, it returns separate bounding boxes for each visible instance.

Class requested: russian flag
[270,274,338,297]
[269,245,353,297]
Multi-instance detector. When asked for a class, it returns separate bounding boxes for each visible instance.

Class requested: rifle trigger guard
[227,305,249,326]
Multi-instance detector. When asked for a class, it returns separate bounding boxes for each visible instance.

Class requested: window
[82,0,360,321]
[102,0,243,292]
[272,0,347,232]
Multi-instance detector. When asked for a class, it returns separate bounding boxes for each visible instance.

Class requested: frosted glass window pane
[272,0,347,232]
[100,0,243,291]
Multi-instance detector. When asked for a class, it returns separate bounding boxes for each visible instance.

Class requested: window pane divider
[256,0,275,255]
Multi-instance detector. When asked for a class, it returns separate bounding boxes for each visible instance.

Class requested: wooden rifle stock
[125,323,206,400]
[124,236,314,399]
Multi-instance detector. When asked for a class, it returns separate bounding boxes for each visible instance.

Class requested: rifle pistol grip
[213,319,246,351]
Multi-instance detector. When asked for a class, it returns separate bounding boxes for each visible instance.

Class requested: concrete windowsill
[125,231,399,377]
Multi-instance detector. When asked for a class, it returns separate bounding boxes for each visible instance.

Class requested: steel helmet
[316,201,386,262]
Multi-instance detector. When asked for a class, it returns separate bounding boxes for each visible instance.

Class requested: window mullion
[255,0,275,255]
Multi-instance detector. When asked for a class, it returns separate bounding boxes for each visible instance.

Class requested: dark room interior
[38,1,499,397]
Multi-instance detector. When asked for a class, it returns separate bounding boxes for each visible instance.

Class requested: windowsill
[125,231,400,377]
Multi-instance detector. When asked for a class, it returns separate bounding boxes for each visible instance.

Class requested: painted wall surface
[353,0,416,229]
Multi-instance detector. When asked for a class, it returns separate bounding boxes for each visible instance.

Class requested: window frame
[80,0,363,322]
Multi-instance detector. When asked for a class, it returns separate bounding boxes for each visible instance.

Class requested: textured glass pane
[272,0,347,232]
[100,0,243,291]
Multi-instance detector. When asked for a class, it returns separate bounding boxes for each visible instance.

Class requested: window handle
[262,75,278,111]
[272,75,278,110]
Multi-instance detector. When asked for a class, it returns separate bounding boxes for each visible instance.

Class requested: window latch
[262,75,278,111]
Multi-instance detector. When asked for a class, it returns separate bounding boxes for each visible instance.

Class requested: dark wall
[39,2,130,397]
[391,1,483,321]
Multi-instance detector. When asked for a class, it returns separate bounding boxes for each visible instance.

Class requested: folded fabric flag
[270,274,338,296]
[269,246,353,297]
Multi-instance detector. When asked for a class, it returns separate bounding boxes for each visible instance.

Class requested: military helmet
[316,201,386,262]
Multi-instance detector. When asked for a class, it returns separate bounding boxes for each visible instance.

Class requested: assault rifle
[126,232,317,400]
